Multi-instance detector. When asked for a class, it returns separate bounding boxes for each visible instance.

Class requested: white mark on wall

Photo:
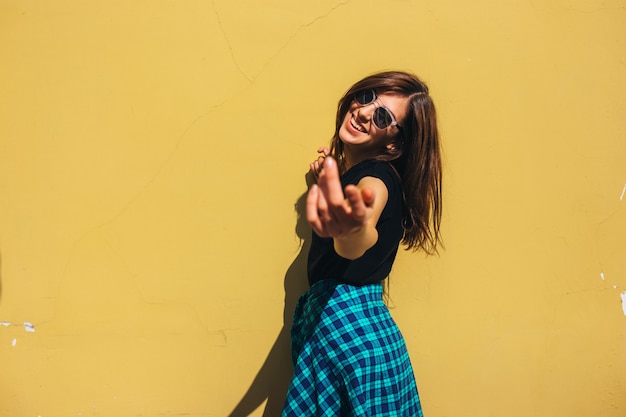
[620,183,626,201]
[1,321,37,332]
[622,292,626,316]
[12,338,17,347]
[600,272,605,280]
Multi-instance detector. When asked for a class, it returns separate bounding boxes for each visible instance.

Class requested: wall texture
[1,1,625,416]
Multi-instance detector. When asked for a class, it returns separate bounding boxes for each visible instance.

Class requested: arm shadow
[227,173,315,417]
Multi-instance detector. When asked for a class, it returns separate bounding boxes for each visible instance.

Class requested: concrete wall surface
[1,1,625,416]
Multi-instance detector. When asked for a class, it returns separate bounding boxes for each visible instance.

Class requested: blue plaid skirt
[281,280,423,416]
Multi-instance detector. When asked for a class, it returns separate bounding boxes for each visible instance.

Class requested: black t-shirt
[307,159,404,286]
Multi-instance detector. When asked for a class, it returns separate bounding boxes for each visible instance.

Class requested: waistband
[307,279,384,303]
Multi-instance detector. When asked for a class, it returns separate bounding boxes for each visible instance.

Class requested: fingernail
[325,156,334,168]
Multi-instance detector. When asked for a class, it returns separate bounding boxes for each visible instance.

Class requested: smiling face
[338,91,410,164]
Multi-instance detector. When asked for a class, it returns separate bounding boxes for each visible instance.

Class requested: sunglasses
[354,89,402,131]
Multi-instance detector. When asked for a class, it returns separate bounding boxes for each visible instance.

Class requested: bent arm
[333,177,388,259]
[306,156,389,260]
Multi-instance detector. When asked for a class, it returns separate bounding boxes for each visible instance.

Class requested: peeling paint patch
[622,292,626,316]
[600,272,605,280]
[1,321,36,332]
[620,183,626,201]
[12,338,17,347]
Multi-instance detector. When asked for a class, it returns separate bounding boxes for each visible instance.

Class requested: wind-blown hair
[329,71,443,254]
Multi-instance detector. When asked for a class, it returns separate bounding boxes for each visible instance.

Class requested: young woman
[281,71,442,416]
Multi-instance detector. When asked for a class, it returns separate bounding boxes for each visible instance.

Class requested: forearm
[333,225,378,260]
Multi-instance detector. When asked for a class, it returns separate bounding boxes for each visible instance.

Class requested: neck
[343,145,379,171]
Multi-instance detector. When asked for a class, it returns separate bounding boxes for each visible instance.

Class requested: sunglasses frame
[354,89,403,131]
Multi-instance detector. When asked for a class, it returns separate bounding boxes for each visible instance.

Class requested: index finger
[317,146,330,156]
[306,185,327,237]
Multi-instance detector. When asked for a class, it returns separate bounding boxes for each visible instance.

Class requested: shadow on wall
[0,249,3,305]
[228,173,314,417]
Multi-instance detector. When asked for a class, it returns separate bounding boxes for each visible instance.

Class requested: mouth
[349,115,367,133]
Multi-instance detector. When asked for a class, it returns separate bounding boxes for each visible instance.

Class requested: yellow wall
[1,1,625,416]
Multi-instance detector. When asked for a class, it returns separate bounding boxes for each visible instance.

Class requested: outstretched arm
[306,156,388,260]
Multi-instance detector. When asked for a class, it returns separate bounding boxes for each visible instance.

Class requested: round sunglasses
[354,89,402,131]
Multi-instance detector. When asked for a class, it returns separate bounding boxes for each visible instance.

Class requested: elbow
[333,229,378,260]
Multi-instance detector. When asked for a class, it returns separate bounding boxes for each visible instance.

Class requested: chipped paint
[622,292,626,316]
[600,272,605,280]
[0,321,36,332]
[12,338,17,347]
[620,183,626,201]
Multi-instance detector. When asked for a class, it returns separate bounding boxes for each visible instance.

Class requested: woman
[282,71,442,416]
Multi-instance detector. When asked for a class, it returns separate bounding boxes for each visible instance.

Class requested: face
[338,91,410,156]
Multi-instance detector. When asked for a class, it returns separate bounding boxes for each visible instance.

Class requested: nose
[355,102,374,123]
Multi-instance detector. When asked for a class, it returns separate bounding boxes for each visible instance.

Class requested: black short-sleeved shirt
[307,159,404,286]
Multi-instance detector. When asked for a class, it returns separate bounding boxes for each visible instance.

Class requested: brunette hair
[329,71,442,254]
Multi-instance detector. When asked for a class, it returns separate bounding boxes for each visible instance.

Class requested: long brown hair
[329,71,443,254]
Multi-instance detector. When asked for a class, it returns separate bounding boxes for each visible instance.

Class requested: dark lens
[355,90,375,105]
[373,108,392,129]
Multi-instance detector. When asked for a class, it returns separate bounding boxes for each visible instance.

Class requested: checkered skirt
[281,280,423,416]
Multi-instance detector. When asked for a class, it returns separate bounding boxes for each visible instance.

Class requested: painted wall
[1,1,625,416]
